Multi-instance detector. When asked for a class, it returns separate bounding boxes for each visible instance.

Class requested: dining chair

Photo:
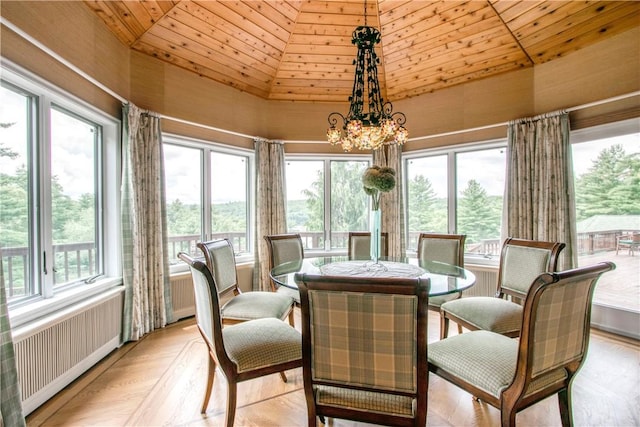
[347,231,389,260]
[439,237,566,339]
[417,233,466,335]
[197,239,295,326]
[428,261,615,427]
[264,233,304,304]
[178,252,302,427]
[296,273,430,427]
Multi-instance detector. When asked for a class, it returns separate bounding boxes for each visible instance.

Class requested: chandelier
[326,1,408,152]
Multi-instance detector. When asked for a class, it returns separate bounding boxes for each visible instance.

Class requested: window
[1,67,118,305]
[406,155,448,249]
[404,143,506,259]
[163,137,252,262]
[571,119,640,313]
[285,158,369,251]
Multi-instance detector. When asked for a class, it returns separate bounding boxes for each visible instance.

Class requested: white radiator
[171,273,196,320]
[462,265,499,297]
[13,288,123,415]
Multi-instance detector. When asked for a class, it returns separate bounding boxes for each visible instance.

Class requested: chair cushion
[276,285,301,304]
[441,296,523,335]
[428,330,518,398]
[221,292,293,322]
[314,385,415,418]
[429,330,568,398]
[428,292,461,309]
[222,318,301,373]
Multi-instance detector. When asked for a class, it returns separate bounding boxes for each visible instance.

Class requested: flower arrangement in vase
[362,165,396,263]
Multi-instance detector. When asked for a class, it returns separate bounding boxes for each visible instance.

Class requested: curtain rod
[4,17,637,144]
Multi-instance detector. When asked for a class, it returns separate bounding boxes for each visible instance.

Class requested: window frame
[2,62,121,327]
[402,138,507,266]
[162,133,255,269]
[284,153,371,254]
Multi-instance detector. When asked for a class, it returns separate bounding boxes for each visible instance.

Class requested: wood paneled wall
[1,2,638,153]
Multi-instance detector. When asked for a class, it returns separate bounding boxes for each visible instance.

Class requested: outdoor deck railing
[2,229,634,299]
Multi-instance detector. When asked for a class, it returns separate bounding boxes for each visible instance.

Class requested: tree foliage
[575,144,640,220]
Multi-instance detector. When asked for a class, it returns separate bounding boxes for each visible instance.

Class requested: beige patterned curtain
[121,103,172,342]
[0,250,26,427]
[373,144,406,258]
[505,110,577,270]
[253,138,287,291]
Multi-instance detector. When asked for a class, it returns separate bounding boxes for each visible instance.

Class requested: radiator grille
[462,266,498,297]
[14,290,123,414]
[171,274,195,320]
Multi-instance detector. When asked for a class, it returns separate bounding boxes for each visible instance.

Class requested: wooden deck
[579,250,639,312]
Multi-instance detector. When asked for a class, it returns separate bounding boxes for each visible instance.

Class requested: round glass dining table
[270,256,476,296]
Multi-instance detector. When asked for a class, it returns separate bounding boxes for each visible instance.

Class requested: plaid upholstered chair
[347,231,389,260]
[429,261,615,427]
[197,239,295,326]
[417,233,466,336]
[178,252,302,426]
[296,273,430,427]
[264,233,305,304]
[439,237,565,339]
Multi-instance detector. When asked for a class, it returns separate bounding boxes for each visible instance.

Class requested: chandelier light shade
[327,5,408,152]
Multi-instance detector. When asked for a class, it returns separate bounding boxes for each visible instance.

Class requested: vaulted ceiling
[84,0,640,103]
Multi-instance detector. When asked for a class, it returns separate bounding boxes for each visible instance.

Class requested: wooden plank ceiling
[84,0,640,103]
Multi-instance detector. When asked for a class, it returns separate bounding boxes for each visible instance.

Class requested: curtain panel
[121,103,173,342]
[505,111,577,269]
[0,253,26,427]
[253,138,287,291]
[373,144,406,258]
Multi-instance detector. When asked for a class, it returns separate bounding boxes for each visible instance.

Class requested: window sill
[8,277,123,329]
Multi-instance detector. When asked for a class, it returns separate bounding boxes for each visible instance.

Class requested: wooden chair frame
[197,239,295,326]
[347,231,389,260]
[178,252,302,426]
[429,262,615,427]
[297,273,430,427]
[440,237,565,339]
[417,233,466,334]
[264,233,305,293]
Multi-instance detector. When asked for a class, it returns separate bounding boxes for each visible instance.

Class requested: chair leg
[225,381,238,427]
[500,404,517,427]
[457,323,463,335]
[288,308,295,327]
[440,312,449,340]
[280,371,288,382]
[201,354,216,413]
[558,388,573,427]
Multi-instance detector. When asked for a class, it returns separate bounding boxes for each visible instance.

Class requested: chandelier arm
[325,1,408,151]
[328,112,346,128]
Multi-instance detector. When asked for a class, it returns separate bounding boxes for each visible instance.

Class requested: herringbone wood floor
[26,310,639,427]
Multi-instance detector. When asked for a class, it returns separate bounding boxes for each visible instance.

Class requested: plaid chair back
[266,234,304,268]
[528,274,596,377]
[198,239,238,295]
[180,254,222,352]
[308,290,417,392]
[417,233,465,267]
[500,243,557,297]
[348,232,389,260]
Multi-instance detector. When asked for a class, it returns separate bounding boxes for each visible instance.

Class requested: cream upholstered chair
[178,252,302,427]
[296,273,430,427]
[264,233,304,304]
[439,237,565,339]
[417,233,466,335]
[347,231,389,260]
[429,262,615,427]
[197,239,295,326]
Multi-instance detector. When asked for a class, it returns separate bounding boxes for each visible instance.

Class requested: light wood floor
[26,310,639,427]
